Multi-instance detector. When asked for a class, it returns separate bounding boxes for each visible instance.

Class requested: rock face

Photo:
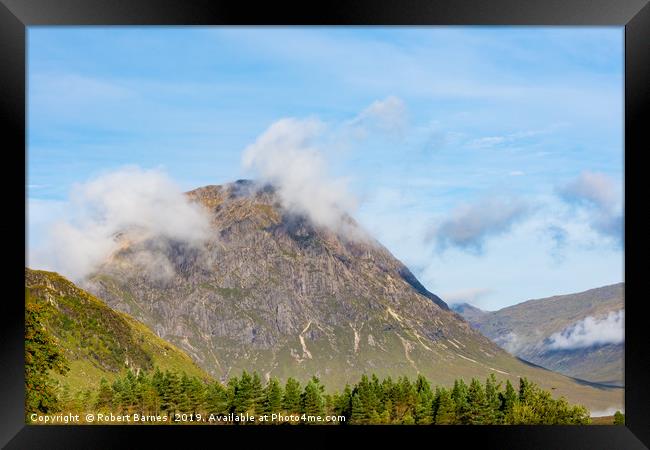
[85,180,623,411]
[454,284,624,386]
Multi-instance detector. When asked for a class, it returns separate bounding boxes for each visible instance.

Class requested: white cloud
[28,166,212,281]
[557,171,623,244]
[494,331,525,355]
[441,287,494,306]
[347,95,407,138]
[431,196,531,254]
[559,171,618,211]
[546,309,624,350]
[241,117,359,234]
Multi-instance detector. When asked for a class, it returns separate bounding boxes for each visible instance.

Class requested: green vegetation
[44,369,591,425]
[613,410,625,425]
[25,301,70,419]
[25,268,209,398]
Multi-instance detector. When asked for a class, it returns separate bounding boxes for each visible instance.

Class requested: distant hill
[451,303,487,328]
[453,284,624,386]
[25,268,209,395]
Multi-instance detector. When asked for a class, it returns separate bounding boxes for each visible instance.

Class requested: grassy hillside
[25,268,210,395]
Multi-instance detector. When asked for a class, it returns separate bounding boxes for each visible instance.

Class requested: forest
[75,369,592,425]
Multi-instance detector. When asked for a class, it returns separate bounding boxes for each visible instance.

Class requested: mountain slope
[86,180,622,411]
[454,284,624,386]
[25,268,209,394]
[451,303,487,328]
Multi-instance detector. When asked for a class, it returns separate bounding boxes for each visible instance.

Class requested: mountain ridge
[453,283,624,386]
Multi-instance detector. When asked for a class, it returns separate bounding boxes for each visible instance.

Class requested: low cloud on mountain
[442,287,494,306]
[29,166,212,281]
[241,117,359,234]
[546,309,624,350]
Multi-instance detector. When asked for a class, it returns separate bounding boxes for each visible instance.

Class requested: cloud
[557,171,623,244]
[467,129,547,150]
[494,331,525,355]
[441,287,494,306]
[347,95,407,138]
[545,224,569,262]
[431,197,531,254]
[546,309,624,350]
[241,117,359,234]
[29,166,212,282]
[559,171,618,210]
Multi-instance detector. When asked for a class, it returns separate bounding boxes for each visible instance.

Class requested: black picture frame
[2,0,648,448]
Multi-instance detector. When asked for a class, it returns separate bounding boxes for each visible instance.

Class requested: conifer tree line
[48,368,592,425]
[25,303,592,425]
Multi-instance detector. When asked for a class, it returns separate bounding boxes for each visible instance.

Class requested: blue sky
[27,27,624,310]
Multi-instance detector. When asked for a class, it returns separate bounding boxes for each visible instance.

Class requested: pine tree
[433,388,456,425]
[25,301,70,418]
[484,374,502,424]
[350,392,366,424]
[177,372,192,414]
[206,381,229,415]
[161,371,181,417]
[231,370,256,414]
[301,378,324,418]
[414,374,434,424]
[250,372,265,415]
[518,377,534,404]
[282,377,301,413]
[382,398,393,424]
[152,367,164,394]
[226,376,239,414]
[142,382,160,416]
[401,412,415,424]
[500,379,518,424]
[466,378,489,425]
[125,370,141,413]
[262,377,283,415]
[451,379,469,424]
[391,376,414,421]
[95,378,113,411]
[323,393,335,416]
[380,377,395,416]
[188,377,206,414]
[356,374,379,418]
[334,384,353,421]
[370,374,384,413]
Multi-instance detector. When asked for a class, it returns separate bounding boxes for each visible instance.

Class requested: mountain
[84,180,622,411]
[451,303,487,328]
[453,284,624,386]
[25,268,209,394]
